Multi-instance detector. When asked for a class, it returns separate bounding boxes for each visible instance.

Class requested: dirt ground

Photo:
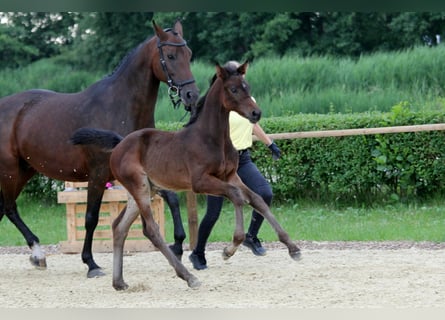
[1,241,445,308]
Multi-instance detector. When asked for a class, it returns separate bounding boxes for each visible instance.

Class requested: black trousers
[193,149,273,255]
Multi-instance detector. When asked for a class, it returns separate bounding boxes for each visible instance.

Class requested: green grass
[1,194,444,247]
[174,199,445,244]
[0,195,67,246]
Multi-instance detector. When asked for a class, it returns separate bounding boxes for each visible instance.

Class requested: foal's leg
[206,174,300,261]
[136,194,201,289]
[158,189,186,260]
[116,175,200,290]
[240,185,301,260]
[220,188,246,260]
[112,196,140,290]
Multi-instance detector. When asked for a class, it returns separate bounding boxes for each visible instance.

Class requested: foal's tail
[70,127,123,151]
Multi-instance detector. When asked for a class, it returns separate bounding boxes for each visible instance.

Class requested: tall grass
[2,45,445,122]
[0,58,104,96]
[153,45,445,121]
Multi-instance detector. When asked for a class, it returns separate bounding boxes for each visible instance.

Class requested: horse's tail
[70,127,123,151]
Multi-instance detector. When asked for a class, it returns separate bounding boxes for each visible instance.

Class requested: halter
[157,33,196,109]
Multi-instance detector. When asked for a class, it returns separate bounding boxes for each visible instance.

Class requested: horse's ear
[238,60,249,76]
[152,20,168,42]
[216,63,228,80]
[173,19,183,37]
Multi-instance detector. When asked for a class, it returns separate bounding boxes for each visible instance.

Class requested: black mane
[107,28,178,79]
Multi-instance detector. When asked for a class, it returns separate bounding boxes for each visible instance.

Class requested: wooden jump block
[57,181,165,253]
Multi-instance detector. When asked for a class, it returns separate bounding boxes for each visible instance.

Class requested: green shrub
[249,106,445,206]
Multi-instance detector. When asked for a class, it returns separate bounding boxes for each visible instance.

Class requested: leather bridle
[157,32,196,108]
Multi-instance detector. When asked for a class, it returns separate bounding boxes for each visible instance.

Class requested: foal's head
[216,61,262,123]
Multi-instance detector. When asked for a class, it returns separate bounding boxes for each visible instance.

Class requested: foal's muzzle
[249,109,262,123]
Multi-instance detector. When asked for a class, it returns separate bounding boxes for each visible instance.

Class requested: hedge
[25,104,445,206]
[248,104,445,205]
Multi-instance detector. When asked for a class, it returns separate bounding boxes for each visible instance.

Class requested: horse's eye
[167,54,175,60]
[230,87,237,94]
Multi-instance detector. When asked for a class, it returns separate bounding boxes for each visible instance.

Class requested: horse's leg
[1,197,47,268]
[157,189,186,260]
[220,190,246,260]
[137,196,201,289]
[193,174,300,261]
[0,169,47,268]
[192,175,248,260]
[240,185,301,260]
[121,173,200,289]
[82,182,107,278]
[112,197,139,291]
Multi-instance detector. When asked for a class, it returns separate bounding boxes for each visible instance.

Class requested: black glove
[268,141,281,160]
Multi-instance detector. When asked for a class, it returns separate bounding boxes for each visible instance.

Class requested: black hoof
[87,268,106,278]
[29,256,47,269]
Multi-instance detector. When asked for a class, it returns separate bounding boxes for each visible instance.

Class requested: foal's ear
[237,60,249,76]
[216,63,229,80]
[152,20,168,42]
[173,19,183,37]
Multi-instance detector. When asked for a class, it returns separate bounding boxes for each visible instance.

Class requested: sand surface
[1,241,444,308]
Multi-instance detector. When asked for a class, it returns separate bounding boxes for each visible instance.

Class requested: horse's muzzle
[249,109,262,123]
[182,89,199,107]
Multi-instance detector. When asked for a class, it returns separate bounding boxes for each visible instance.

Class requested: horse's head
[216,61,262,123]
[152,20,200,109]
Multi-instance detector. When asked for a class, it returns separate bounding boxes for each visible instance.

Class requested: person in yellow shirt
[189,61,281,270]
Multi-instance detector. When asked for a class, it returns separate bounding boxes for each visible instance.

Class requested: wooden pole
[253,123,445,141]
[186,191,199,250]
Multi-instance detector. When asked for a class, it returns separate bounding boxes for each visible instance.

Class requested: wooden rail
[253,123,445,141]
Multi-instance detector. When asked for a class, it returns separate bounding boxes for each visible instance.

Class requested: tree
[0,24,39,69]
[1,12,80,64]
[71,12,154,71]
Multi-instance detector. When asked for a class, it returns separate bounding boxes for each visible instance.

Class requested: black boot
[242,233,267,256]
[189,251,208,270]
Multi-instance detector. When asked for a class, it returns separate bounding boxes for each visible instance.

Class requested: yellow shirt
[229,111,254,150]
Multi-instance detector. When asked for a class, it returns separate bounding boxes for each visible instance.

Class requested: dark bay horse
[70,61,301,290]
[0,20,199,278]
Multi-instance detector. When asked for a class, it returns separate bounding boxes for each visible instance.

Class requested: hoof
[169,244,183,261]
[87,268,106,278]
[290,249,302,261]
[222,247,234,260]
[29,255,47,270]
[113,281,129,291]
[187,275,201,289]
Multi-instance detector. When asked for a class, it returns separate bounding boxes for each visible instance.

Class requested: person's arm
[252,123,272,146]
[252,123,281,160]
